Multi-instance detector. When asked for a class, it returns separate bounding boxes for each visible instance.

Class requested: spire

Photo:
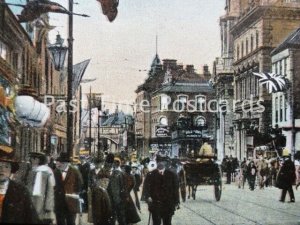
[156,34,158,55]
[148,35,162,76]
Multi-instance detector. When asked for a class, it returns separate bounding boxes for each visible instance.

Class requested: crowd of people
[222,151,299,203]
[1,142,299,225]
[0,145,181,225]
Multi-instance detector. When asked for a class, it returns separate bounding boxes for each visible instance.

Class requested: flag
[253,72,289,93]
[97,0,119,22]
[72,59,91,96]
[17,0,69,23]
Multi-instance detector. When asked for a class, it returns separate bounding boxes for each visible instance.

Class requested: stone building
[212,0,238,160]
[271,27,300,156]
[135,55,215,158]
[230,0,300,159]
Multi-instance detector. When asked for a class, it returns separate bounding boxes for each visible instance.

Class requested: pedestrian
[54,152,83,225]
[257,157,268,189]
[89,153,113,225]
[0,145,40,224]
[123,165,141,224]
[107,157,127,225]
[141,156,180,225]
[277,153,295,202]
[25,152,55,224]
[240,158,248,189]
[247,160,257,191]
[131,162,142,212]
[226,156,232,184]
[78,156,92,213]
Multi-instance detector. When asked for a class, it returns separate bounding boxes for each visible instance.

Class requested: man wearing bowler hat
[54,152,83,225]
[142,155,180,225]
[0,145,40,224]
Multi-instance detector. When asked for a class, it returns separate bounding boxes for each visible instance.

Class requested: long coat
[1,180,40,224]
[25,165,55,222]
[123,173,141,224]
[89,166,112,225]
[277,158,296,189]
[142,169,180,215]
[63,166,83,214]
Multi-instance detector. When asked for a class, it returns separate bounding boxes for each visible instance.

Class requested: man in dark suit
[279,154,295,202]
[0,145,40,224]
[54,152,83,225]
[142,156,180,225]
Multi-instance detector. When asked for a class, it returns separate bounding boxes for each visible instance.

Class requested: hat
[0,145,19,173]
[282,148,290,157]
[56,152,71,162]
[114,157,121,163]
[106,153,115,164]
[28,152,47,164]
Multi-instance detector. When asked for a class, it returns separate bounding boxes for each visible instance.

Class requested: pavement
[77,180,300,225]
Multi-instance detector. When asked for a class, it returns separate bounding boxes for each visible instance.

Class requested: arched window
[194,116,206,127]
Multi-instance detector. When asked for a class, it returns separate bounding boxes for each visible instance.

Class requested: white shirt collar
[0,179,9,195]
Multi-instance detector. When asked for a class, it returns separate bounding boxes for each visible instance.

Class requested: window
[195,116,206,127]
[284,58,287,76]
[0,41,7,60]
[279,60,282,75]
[284,95,288,121]
[256,31,259,49]
[196,95,206,111]
[237,45,240,59]
[241,41,244,57]
[275,96,278,123]
[280,95,283,122]
[246,39,249,55]
[177,95,187,111]
[160,95,170,110]
[250,35,254,52]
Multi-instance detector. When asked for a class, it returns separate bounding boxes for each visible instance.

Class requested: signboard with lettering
[155,125,170,137]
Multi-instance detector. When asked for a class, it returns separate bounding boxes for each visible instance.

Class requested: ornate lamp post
[48,33,68,71]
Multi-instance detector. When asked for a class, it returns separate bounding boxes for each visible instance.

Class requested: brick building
[135,55,215,158]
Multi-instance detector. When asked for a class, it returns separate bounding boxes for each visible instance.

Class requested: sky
[46,0,225,114]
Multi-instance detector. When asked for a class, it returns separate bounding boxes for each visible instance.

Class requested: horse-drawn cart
[183,156,222,201]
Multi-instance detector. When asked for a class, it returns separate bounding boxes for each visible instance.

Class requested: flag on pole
[17,0,69,23]
[72,59,91,96]
[97,0,119,22]
[253,72,289,93]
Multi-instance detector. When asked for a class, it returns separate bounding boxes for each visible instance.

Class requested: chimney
[203,64,211,80]
[186,65,195,73]
[163,59,177,71]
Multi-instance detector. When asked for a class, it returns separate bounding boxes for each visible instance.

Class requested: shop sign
[185,130,202,138]
[156,125,170,137]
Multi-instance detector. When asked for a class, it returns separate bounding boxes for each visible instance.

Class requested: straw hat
[0,145,19,173]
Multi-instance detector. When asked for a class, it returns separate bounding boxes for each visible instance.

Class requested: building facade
[271,28,300,156]
[135,56,215,158]
[230,0,300,160]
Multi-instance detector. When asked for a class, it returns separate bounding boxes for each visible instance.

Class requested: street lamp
[48,0,88,159]
[48,33,68,71]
